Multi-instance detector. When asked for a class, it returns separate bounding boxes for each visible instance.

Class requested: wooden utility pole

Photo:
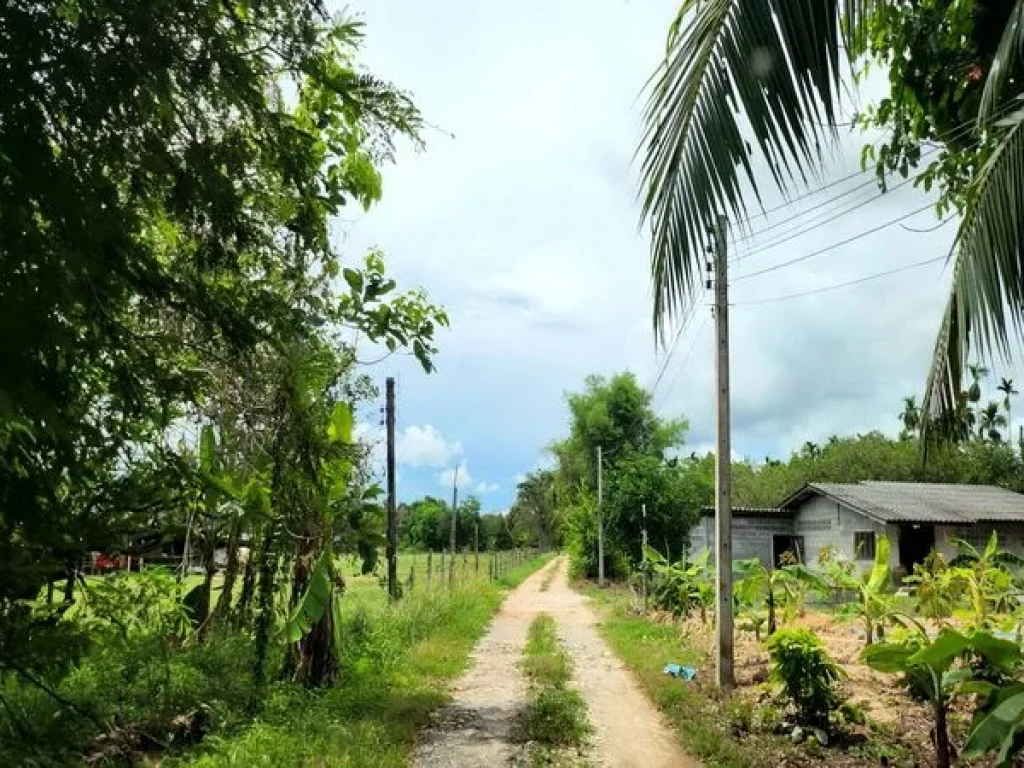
[386,377,398,600]
[596,445,605,587]
[449,465,459,588]
[712,214,734,689]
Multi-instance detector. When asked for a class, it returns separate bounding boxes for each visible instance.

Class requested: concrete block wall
[690,514,796,567]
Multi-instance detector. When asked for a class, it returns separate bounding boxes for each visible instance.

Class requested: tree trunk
[46,579,54,605]
[767,587,777,636]
[197,540,216,639]
[934,700,951,768]
[253,522,278,686]
[235,530,259,627]
[63,561,76,603]
[288,541,339,688]
[214,521,241,623]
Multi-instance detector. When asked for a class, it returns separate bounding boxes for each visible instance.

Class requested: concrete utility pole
[449,465,459,587]
[386,377,398,600]
[597,445,604,587]
[711,214,734,689]
[641,502,648,611]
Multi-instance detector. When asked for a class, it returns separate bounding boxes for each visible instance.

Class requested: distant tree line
[520,369,1024,580]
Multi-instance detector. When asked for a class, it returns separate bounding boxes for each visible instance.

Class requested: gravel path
[412,556,699,768]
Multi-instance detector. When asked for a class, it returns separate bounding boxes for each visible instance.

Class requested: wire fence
[394,548,543,593]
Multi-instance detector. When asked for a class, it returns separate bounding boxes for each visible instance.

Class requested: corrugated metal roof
[786,482,1024,524]
[699,505,789,518]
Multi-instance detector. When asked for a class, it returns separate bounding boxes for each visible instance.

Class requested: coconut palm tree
[967,363,990,404]
[639,1,1024,440]
[900,396,921,438]
[997,377,1018,445]
[979,401,1008,443]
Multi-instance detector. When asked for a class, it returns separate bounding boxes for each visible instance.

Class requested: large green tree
[639,0,1024,438]
[0,0,450,692]
[550,372,689,577]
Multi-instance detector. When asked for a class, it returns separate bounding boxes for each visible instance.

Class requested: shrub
[647,547,714,620]
[766,628,845,729]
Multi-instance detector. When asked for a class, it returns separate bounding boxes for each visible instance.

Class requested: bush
[563,496,630,580]
[766,628,845,729]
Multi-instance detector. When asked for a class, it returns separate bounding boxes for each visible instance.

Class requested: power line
[732,201,936,283]
[731,172,928,263]
[730,98,1018,253]
[657,313,710,408]
[732,255,946,305]
[652,292,703,396]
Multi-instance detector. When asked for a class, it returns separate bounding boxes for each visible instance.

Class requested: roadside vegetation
[581,531,1024,767]
[0,554,551,766]
[517,614,591,766]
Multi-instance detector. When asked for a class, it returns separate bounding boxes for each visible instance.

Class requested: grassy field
[171,552,555,767]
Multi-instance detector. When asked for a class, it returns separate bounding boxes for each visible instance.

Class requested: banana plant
[645,546,714,620]
[827,535,894,647]
[950,532,1024,621]
[866,627,1021,768]
[733,557,827,635]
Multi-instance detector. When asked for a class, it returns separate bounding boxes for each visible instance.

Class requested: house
[690,481,1024,577]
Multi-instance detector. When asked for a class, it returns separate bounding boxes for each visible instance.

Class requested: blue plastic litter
[662,663,697,680]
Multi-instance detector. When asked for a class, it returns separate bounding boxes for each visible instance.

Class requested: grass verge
[517,613,591,765]
[582,585,788,768]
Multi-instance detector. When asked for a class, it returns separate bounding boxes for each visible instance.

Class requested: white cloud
[396,424,462,468]
[438,462,499,496]
[438,460,471,490]
[336,0,981,507]
[513,472,527,485]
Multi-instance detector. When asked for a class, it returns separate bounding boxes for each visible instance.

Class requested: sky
[335,0,987,511]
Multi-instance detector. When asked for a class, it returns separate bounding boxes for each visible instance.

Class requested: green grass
[582,585,788,768]
[2,554,554,767]
[517,613,591,763]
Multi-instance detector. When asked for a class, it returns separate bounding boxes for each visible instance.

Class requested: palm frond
[640,0,858,336]
[923,105,1024,440]
[978,0,1024,123]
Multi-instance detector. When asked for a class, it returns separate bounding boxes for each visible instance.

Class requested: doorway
[773,535,806,567]
[898,524,935,573]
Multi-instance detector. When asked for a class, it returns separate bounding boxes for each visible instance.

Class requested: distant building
[691,481,1024,577]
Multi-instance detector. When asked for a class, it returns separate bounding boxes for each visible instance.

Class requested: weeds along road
[413,556,698,768]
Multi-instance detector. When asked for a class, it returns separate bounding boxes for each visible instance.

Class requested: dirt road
[413,557,699,768]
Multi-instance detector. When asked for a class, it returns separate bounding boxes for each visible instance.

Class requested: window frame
[854,531,877,561]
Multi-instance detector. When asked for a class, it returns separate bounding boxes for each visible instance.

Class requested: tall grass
[0,553,553,767]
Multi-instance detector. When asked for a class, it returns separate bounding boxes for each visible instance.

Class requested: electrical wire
[732,201,936,283]
[730,98,1018,254]
[651,292,703,396]
[733,255,947,305]
[657,313,711,408]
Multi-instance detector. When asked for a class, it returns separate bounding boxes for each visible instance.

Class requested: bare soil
[414,557,699,768]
